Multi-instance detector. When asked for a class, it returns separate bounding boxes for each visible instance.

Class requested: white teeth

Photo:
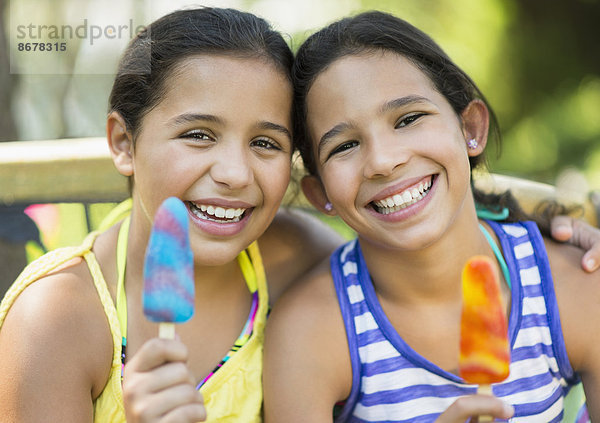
[392,194,403,207]
[188,202,247,223]
[372,178,433,214]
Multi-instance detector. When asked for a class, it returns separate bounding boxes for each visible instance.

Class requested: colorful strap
[476,205,510,221]
[479,223,512,290]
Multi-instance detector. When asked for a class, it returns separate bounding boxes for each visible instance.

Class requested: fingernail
[586,258,597,271]
[503,402,515,416]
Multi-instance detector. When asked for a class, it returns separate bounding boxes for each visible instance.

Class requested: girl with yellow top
[0,7,342,422]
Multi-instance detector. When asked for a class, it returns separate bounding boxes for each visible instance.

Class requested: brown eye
[251,138,281,150]
[328,140,359,159]
[395,113,425,128]
[181,130,213,141]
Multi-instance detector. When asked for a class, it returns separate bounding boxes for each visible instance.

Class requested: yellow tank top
[0,221,268,422]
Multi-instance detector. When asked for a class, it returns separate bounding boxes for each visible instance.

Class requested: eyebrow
[317,121,355,158]
[256,121,292,142]
[380,95,432,114]
[168,113,291,141]
[317,95,432,156]
[168,113,222,127]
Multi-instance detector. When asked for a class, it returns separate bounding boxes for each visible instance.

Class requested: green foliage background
[3,0,600,190]
[349,0,600,189]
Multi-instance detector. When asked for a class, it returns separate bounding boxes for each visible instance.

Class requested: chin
[191,241,246,266]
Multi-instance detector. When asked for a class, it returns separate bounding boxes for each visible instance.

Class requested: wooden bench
[1,137,598,226]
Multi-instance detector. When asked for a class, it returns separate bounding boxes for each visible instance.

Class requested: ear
[301,175,337,216]
[107,111,134,176]
[460,99,489,157]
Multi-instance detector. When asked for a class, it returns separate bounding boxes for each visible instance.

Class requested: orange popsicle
[459,255,510,385]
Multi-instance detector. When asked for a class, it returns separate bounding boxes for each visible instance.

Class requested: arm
[263,261,351,423]
[123,338,206,423]
[545,238,600,420]
[259,207,345,303]
[0,262,113,422]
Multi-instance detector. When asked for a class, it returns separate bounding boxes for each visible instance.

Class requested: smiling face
[131,55,293,265]
[304,51,479,251]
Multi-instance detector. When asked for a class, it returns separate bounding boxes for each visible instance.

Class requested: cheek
[320,163,357,203]
[259,158,292,199]
[134,146,201,198]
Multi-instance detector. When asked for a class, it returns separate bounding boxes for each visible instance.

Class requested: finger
[123,361,197,404]
[126,383,204,423]
[569,219,600,272]
[152,384,205,420]
[550,215,574,242]
[435,395,514,423]
[126,338,189,373]
[161,403,207,423]
[143,361,197,393]
[583,248,600,272]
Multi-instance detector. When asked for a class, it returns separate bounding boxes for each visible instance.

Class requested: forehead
[305,52,447,135]
[157,54,292,114]
[308,51,438,108]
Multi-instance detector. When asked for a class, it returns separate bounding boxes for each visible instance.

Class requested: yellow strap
[97,198,133,232]
[115,216,130,340]
[237,245,258,293]
[1,231,99,325]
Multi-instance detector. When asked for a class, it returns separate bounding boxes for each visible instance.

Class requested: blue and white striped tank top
[331,220,588,422]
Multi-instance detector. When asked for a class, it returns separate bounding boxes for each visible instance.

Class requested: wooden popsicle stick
[159,322,176,339]
[477,384,494,422]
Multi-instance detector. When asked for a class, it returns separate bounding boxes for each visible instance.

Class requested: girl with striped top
[264,10,600,423]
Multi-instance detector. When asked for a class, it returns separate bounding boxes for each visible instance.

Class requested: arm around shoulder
[0,261,113,422]
[259,207,346,303]
[263,259,351,423]
[545,238,600,420]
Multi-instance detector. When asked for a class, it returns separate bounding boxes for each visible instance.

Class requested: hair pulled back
[109,7,293,142]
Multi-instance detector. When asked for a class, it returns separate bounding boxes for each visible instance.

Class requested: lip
[189,198,253,209]
[368,175,435,204]
[185,199,254,237]
[366,174,437,222]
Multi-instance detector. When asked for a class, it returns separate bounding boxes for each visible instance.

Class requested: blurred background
[2,0,600,186]
[1,0,600,290]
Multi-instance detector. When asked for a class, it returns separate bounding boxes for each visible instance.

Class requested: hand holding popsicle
[459,255,510,422]
[143,197,195,339]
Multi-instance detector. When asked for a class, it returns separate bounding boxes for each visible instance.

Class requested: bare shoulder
[259,207,345,303]
[544,237,600,372]
[0,258,113,420]
[264,258,352,421]
[268,257,341,331]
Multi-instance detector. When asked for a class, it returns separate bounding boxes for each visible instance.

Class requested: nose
[210,143,254,189]
[362,133,410,179]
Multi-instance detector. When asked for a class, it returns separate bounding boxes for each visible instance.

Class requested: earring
[467,138,478,150]
[324,202,333,212]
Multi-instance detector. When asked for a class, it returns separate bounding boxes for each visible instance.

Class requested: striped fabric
[331,221,587,423]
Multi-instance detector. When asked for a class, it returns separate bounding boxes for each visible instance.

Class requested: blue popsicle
[143,197,194,338]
